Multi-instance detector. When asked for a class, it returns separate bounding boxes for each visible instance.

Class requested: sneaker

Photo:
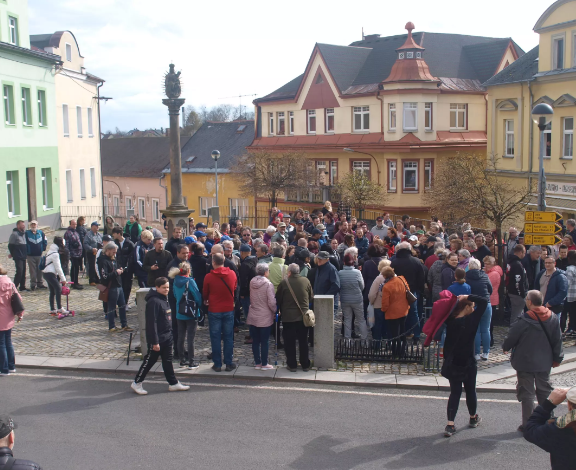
[19,287,30,292]
[109,327,121,332]
[225,362,237,372]
[57,308,70,315]
[302,367,310,372]
[211,365,221,372]
[481,353,489,361]
[188,361,199,370]
[168,382,190,392]
[179,360,189,368]
[50,310,57,316]
[207,352,213,360]
[444,424,456,437]
[474,354,481,361]
[0,372,11,376]
[566,330,575,337]
[31,286,36,292]
[126,305,132,310]
[469,415,482,428]
[517,425,525,433]
[254,364,262,370]
[122,326,134,332]
[131,382,148,395]
[37,285,47,289]
[261,364,274,370]
[286,366,297,372]
[8,369,15,373]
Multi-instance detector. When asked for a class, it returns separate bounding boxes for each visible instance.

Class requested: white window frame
[289,111,294,135]
[403,103,418,131]
[352,160,370,177]
[87,107,93,137]
[89,167,96,198]
[545,122,552,158]
[6,171,17,217]
[21,87,30,126]
[126,196,133,216]
[325,108,335,133]
[103,195,108,214]
[563,117,573,159]
[307,109,316,134]
[8,17,17,46]
[41,168,52,210]
[553,35,565,70]
[277,111,285,135]
[424,161,432,190]
[403,161,419,192]
[353,106,370,132]
[268,112,274,135]
[65,43,72,62]
[3,85,14,125]
[62,104,69,136]
[152,198,160,221]
[113,196,120,216]
[388,103,396,131]
[229,198,249,218]
[450,103,467,130]
[389,161,397,191]
[76,106,83,137]
[138,197,146,220]
[424,102,432,131]
[199,197,217,217]
[65,169,73,203]
[38,90,46,127]
[79,168,86,200]
[330,161,337,185]
[504,120,515,157]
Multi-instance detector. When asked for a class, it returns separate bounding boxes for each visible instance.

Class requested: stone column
[136,288,150,354]
[313,295,334,369]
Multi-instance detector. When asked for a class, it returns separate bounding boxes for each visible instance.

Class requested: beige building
[30,31,104,223]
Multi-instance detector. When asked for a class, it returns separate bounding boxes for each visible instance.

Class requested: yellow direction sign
[524,223,563,234]
[525,211,562,223]
[524,234,562,245]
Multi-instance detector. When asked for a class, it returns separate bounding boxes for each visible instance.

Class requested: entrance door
[26,167,37,222]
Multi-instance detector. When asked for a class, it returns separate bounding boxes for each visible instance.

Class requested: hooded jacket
[124,220,142,244]
[64,226,82,258]
[390,248,425,292]
[486,265,503,305]
[269,257,287,293]
[422,290,458,347]
[0,276,20,331]
[507,254,528,297]
[247,275,276,327]
[145,288,172,345]
[428,259,445,301]
[203,266,237,313]
[24,229,47,257]
[503,307,563,372]
[354,237,369,258]
[8,228,27,261]
[535,269,568,308]
[257,253,273,265]
[239,255,257,297]
[173,275,202,321]
[465,269,493,301]
[41,244,65,281]
[522,255,544,290]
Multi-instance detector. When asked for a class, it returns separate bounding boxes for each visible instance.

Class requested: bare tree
[182,105,203,136]
[333,171,385,219]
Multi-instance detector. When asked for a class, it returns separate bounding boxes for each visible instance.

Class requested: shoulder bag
[179,279,199,319]
[534,314,559,365]
[285,278,315,327]
[11,285,24,316]
[398,276,417,304]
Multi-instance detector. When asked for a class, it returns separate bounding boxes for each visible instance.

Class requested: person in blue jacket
[535,257,569,316]
[168,261,202,369]
[354,228,369,259]
[24,220,47,290]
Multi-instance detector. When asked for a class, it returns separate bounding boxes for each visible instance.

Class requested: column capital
[162,98,186,114]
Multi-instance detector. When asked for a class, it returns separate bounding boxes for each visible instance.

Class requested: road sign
[524,234,562,245]
[524,223,563,234]
[525,211,562,223]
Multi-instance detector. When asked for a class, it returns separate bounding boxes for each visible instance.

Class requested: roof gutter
[159,174,168,209]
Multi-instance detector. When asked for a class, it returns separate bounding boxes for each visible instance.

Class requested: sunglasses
[242,234,251,237]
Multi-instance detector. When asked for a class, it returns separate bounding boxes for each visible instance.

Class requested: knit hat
[240,244,252,253]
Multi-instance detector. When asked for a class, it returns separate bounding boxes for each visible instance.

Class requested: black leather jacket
[0,447,42,470]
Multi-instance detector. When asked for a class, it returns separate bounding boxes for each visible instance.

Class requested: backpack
[178,279,199,319]
[39,252,54,271]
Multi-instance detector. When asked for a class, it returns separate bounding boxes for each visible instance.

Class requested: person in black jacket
[189,242,208,326]
[0,415,43,470]
[143,238,173,286]
[166,244,189,359]
[524,387,576,470]
[112,227,135,307]
[507,244,528,326]
[131,277,190,395]
[522,245,544,290]
[472,234,492,268]
[239,244,257,320]
[165,226,184,258]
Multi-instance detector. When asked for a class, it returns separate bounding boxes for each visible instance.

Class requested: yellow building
[249,22,524,219]
[485,0,576,220]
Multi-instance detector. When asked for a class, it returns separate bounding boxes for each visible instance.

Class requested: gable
[301,66,340,110]
[553,93,576,107]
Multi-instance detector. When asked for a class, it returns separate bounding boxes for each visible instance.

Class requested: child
[448,268,471,296]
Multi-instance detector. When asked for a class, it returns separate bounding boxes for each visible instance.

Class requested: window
[76,106,82,137]
[403,103,418,131]
[450,103,467,129]
[352,160,370,177]
[113,196,120,216]
[138,198,146,220]
[388,161,397,192]
[545,122,552,158]
[424,161,432,190]
[277,112,285,135]
[229,198,249,218]
[38,90,47,127]
[424,103,432,130]
[103,195,108,214]
[563,117,573,158]
[199,197,217,216]
[504,120,514,157]
[65,169,72,203]
[326,108,335,133]
[3,85,14,125]
[87,108,93,137]
[289,111,294,135]
[66,43,72,62]
[90,167,96,197]
[353,106,370,131]
[307,109,316,134]
[79,169,86,200]
[126,197,134,217]
[553,37,564,70]
[21,88,31,126]
[389,103,396,131]
[62,104,69,136]
[6,171,19,216]
[330,161,338,185]
[403,161,418,192]
[268,112,274,135]
[8,17,18,46]
[152,199,160,221]
[41,168,53,210]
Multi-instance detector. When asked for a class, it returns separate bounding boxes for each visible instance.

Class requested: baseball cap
[376,216,383,221]
[296,219,304,225]
[0,415,16,439]
[196,222,207,229]
[240,244,252,253]
[316,224,326,231]
[427,236,438,243]
[416,230,425,235]
[194,231,207,238]
[184,236,195,244]
[29,220,38,225]
[409,235,418,242]
[278,222,286,228]
[91,221,100,226]
[284,214,292,219]
[102,235,112,242]
[567,386,576,404]
[312,228,322,235]
[317,251,330,260]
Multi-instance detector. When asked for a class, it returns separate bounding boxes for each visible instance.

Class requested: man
[165,226,183,258]
[507,244,528,326]
[473,234,492,267]
[131,277,190,395]
[195,222,207,231]
[370,217,388,240]
[84,221,103,286]
[231,219,243,236]
[535,256,568,316]
[0,415,43,469]
[283,214,295,236]
[310,229,326,247]
[112,227,136,306]
[269,245,287,293]
[522,245,544,290]
[143,238,173,287]
[240,228,253,247]
[251,237,263,256]
[256,243,273,264]
[304,214,319,234]
[556,245,569,271]
[401,214,411,230]
[203,253,237,372]
[334,221,350,245]
[146,225,163,239]
[7,220,28,292]
[524,387,576,469]
[166,243,189,357]
[505,226,520,263]
[275,263,313,372]
[239,244,257,339]
[24,220,47,291]
[566,218,576,244]
[222,240,240,269]
[271,222,288,244]
[289,220,306,244]
[503,290,563,432]
[219,223,232,241]
[308,251,340,319]
[64,219,84,290]
[419,236,437,263]
[194,230,208,245]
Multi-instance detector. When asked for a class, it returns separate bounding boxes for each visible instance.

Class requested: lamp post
[343,148,381,185]
[531,103,554,211]
[211,150,220,207]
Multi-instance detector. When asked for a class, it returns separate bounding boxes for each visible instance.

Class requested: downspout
[528,80,534,187]
[97,82,105,223]
[376,88,384,135]
[159,174,168,209]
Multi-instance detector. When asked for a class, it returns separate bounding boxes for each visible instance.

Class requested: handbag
[399,276,417,304]
[11,286,24,316]
[178,279,199,319]
[97,282,111,302]
[285,278,315,327]
[367,303,375,328]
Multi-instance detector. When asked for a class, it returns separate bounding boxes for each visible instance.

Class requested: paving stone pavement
[6,231,576,374]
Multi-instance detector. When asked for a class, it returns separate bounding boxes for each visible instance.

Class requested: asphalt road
[0,369,562,470]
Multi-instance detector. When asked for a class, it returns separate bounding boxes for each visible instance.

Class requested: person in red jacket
[203,253,238,372]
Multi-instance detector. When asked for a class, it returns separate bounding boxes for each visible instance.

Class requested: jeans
[107,286,127,329]
[474,303,492,355]
[241,296,250,322]
[208,311,234,368]
[0,329,14,373]
[447,366,477,421]
[372,307,387,344]
[517,370,553,426]
[406,292,421,339]
[134,339,177,385]
[508,294,525,326]
[282,321,310,369]
[249,325,272,366]
[177,318,197,360]
[333,293,339,317]
[14,259,26,290]
[121,269,133,306]
[70,257,81,285]
[342,302,368,340]
[27,256,44,288]
[43,272,62,310]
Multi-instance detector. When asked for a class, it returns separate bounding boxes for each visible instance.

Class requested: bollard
[313,295,334,369]
[136,288,151,355]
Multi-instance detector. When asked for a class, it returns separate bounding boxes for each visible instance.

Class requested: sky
[28,0,552,132]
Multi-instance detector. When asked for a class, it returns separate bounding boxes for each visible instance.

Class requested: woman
[442,293,488,437]
[350,217,358,232]
[321,201,332,216]
[355,228,369,259]
[0,265,22,375]
[212,221,220,231]
[103,216,116,236]
[339,253,367,340]
[134,230,154,287]
[188,218,195,235]
[368,259,392,344]
[324,212,335,239]
[57,235,70,277]
[42,236,68,315]
[380,266,410,356]
[362,244,387,312]
[247,263,276,370]
[124,215,142,244]
[263,226,276,247]
[465,258,493,361]
[485,232,498,260]
[99,242,133,332]
[77,216,88,271]
[204,228,216,253]
[169,261,202,369]
[441,252,459,290]
[564,251,576,336]
[307,240,319,255]
[296,249,312,277]
[387,228,401,247]
[563,235,576,251]
[337,234,355,262]
[450,238,463,253]
[285,245,296,262]
[484,256,502,309]
[457,249,472,272]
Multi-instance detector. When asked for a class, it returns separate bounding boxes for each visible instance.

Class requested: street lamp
[532,103,554,211]
[211,150,220,207]
[343,148,381,185]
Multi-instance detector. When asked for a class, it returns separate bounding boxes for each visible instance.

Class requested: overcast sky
[28,0,551,132]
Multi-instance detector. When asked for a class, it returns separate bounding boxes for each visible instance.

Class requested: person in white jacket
[42,237,68,315]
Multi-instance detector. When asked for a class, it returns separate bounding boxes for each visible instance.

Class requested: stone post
[136,288,150,354]
[313,295,334,369]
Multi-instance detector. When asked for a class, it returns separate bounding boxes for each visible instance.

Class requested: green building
[0,0,61,240]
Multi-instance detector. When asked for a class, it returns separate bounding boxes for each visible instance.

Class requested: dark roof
[101,136,190,178]
[483,46,539,86]
[176,120,255,172]
[316,44,372,91]
[256,74,303,103]
[0,40,62,64]
[30,31,84,58]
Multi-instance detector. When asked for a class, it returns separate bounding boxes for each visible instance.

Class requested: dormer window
[416,52,421,58]
[66,43,72,62]
[407,52,413,58]
[399,52,405,59]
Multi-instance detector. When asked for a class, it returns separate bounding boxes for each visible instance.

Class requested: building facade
[485,0,576,220]
[0,0,61,240]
